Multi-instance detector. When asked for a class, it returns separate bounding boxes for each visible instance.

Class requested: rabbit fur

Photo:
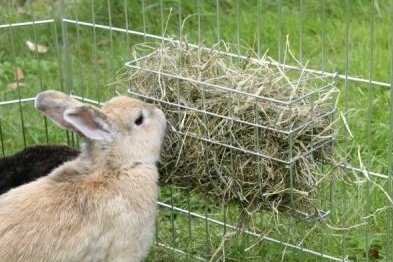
[0,145,80,195]
[0,90,166,262]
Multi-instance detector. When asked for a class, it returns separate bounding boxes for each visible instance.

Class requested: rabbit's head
[35,90,166,166]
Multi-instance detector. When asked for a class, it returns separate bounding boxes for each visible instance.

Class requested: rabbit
[0,90,167,262]
[0,145,80,195]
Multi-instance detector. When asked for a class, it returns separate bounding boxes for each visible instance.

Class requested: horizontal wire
[337,163,388,179]
[0,19,54,29]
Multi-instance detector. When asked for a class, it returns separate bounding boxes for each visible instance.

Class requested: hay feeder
[125,40,338,215]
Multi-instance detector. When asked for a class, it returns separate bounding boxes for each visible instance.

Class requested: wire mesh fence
[0,0,392,261]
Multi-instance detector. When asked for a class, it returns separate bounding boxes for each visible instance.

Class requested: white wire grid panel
[0,1,392,261]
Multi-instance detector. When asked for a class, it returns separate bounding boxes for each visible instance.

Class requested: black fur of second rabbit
[0,145,80,194]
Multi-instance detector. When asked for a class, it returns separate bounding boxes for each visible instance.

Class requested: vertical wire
[141,0,146,41]
[107,0,115,89]
[170,186,176,253]
[28,0,47,144]
[321,0,326,74]
[178,0,182,39]
[278,0,282,63]
[57,0,66,94]
[236,0,240,54]
[227,90,235,262]
[387,0,393,260]
[46,0,61,144]
[198,27,211,262]
[7,7,26,149]
[73,0,85,99]
[288,118,294,213]
[71,0,82,148]
[186,194,191,261]
[58,0,71,146]
[61,1,72,95]
[256,0,261,56]
[216,0,220,42]
[286,4,296,255]
[254,97,264,246]
[164,0,175,254]
[160,0,164,36]
[176,1,192,258]
[197,0,201,43]
[365,1,376,260]
[159,0,176,255]
[62,0,75,147]
[320,1,327,259]
[299,0,303,64]
[254,0,264,256]
[123,0,129,54]
[342,0,350,257]
[90,0,100,102]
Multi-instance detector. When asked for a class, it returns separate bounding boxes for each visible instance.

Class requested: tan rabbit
[0,90,166,262]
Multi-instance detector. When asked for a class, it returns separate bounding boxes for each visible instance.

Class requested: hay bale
[127,40,337,215]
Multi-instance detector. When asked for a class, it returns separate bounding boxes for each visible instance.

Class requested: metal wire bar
[321,0,326,74]
[61,4,72,94]
[216,0,220,42]
[141,0,146,40]
[299,0,304,64]
[197,0,201,43]
[90,0,100,103]
[256,0,261,56]
[341,0,350,257]
[0,19,54,29]
[388,1,393,259]
[60,18,392,89]
[6,9,27,149]
[277,0,282,63]
[365,1,376,259]
[160,0,164,36]
[106,0,115,84]
[27,0,49,144]
[236,0,240,54]
[178,0,182,40]
[71,0,85,98]
[158,201,349,262]
[123,0,130,51]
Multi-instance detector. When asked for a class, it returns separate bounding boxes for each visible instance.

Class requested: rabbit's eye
[135,114,144,126]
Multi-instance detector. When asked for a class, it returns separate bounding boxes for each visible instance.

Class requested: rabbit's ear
[35,90,85,131]
[63,106,113,141]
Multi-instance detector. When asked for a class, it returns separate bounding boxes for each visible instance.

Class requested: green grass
[0,0,392,261]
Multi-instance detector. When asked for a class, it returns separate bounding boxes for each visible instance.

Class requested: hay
[127,40,338,215]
